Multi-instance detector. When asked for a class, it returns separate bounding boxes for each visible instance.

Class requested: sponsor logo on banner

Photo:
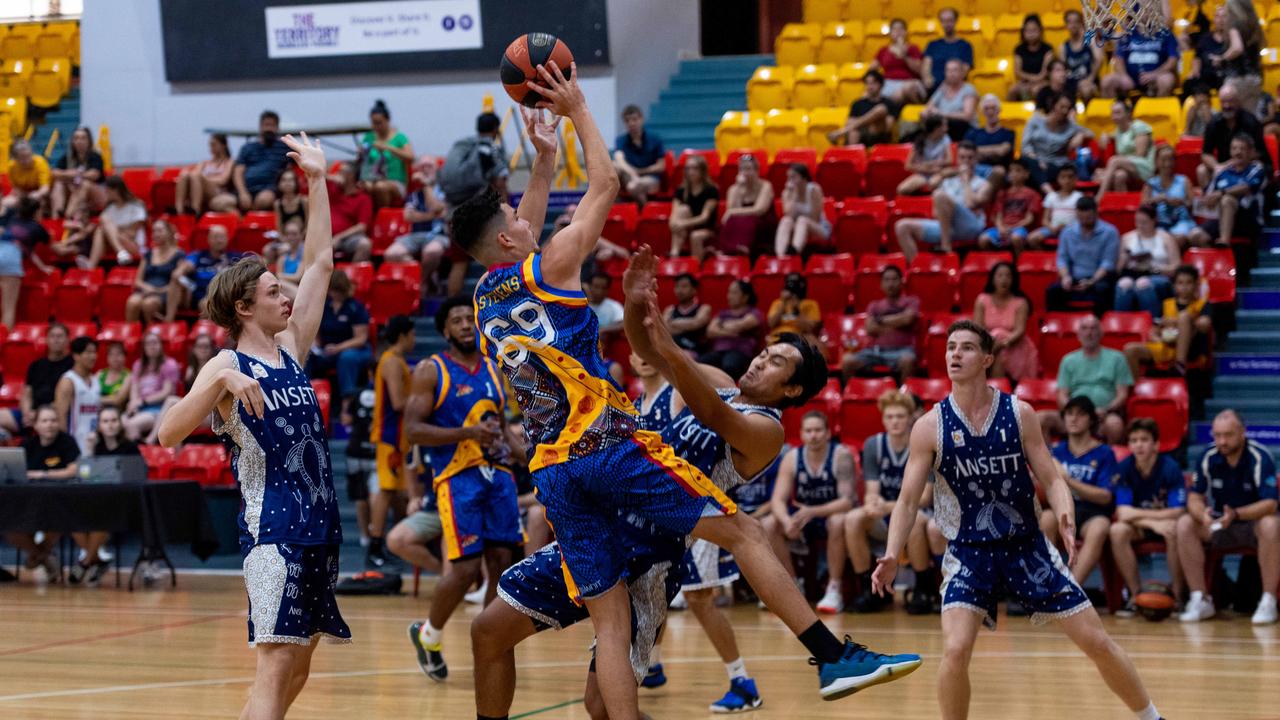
[265,0,482,59]
[1218,355,1280,375]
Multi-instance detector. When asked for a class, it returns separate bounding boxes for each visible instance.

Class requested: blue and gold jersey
[371,350,410,451]
[475,253,639,471]
[426,352,509,487]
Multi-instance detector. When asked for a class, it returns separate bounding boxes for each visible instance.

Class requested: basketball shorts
[940,533,1092,630]
[243,543,352,646]
[498,534,684,684]
[1210,520,1260,549]
[375,443,406,492]
[532,432,736,600]
[398,509,443,560]
[1074,500,1114,531]
[346,456,376,502]
[679,539,739,591]
[437,465,523,561]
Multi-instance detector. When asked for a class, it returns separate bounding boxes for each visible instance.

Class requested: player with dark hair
[873,319,1163,720]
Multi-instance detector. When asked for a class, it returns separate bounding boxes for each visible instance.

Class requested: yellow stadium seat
[69,29,80,67]
[1000,100,1035,152]
[33,32,69,60]
[776,23,823,67]
[864,19,892,47]
[36,57,70,95]
[899,104,925,125]
[28,70,62,109]
[807,106,850,153]
[908,18,940,49]
[844,0,888,21]
[762,109,810,157]
[1041,12,1067,49]
[747,66,794,112]
[1,33,33,59]
[835,62,872,106]
[991,14,1024,58]
[43,21,77,40]
[1267,8,1280,48]
[1081,97,1114,139]
[972,0,1015,20]
[1134,97,1183,142]
[792,64,838,108]
[954,16,988,58]
[0,58,32,96]
[818,22,863,65]
[715,111,765,158]
[891,0,932,22]
[1262,48,1280,99]
[804,0,848,23]
[2,96,26,136]
[971,57,1013,98]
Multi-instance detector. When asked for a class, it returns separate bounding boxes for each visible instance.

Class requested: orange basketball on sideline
[1134,589,1176,622]
[500,33,574,107]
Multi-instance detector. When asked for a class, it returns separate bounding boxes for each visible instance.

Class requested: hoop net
[1081,0,1167,45]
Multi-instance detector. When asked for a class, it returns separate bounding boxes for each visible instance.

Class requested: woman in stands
[896,115,953,196]
[92,406,140,457]
[1034,59,1074,112]
[87,176,148,267]
[1021,92,1092,194]
[0,196,54,329]
[774,163,829,256]
[697,279,764,380]
[871,18,926,104]
[1096,100,1156,200]
[124,331,180,442]
[669,155,719,260]
[360,99,415,209]
[175,133,233,217]
[1142,145,1197,246]
[96,341,132,410]
[718,154,774,256]
[923,58,979,141]
[50,126,107,219]
[274,218,305,299]
[1216,0,1264,113]
[124,219,184,324]
[273,170,306,240]
[1114,205,1180,317]
[1010,14,1055,101]
[150,333,219,442]
[972,261,1039,382]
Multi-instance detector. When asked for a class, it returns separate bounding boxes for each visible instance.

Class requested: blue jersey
[215,348,340,554]
[1210,162,1267,224]
[1193,440,1279,512]
[933,391,1038,543]
[1051,440,1117,512]
[633,382,677,433]
[792,441,842,507]
[1062,39,1096,82]
[1118,31,1177,79]
[475,253,639,472]
[1115,453,1186,509]
[663,388,782,493]
[864,432,909,502]
[733,446,786,514]
[425,351,510,488]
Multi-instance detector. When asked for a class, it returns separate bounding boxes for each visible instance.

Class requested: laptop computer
[80,456,149,484]
[0,446,27,484]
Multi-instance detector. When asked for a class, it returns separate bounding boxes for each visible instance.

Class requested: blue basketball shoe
[710,677,763,713]
[814,636,922,700]
[640,663,667,688]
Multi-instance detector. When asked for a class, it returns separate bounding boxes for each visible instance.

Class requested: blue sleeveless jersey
[425,352,510,488]
[662,388,782,492]
[793,441,841,506]
[633,383,677,433]
[868,432,909,502]
[474,253,639,472]
[216,348,340,554]
[933,390,1038,543]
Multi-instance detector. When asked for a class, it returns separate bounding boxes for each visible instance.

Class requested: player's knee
[1256,513,1280,539]
[826,513,845,535]
[1076,624,1116,660]
[1109,521,1132,544]
[683,587,715,609]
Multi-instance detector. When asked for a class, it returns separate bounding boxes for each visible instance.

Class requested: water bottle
[1075,147,1093,181]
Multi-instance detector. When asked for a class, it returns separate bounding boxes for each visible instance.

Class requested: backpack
[439,136,497,206]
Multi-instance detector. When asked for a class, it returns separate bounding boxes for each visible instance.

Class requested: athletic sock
[798,621,845,664]
[1135,702,1160,720]
[915,567,936,589]
[725,657,748,681]
[477,715,508,720]
[419,620,443,649]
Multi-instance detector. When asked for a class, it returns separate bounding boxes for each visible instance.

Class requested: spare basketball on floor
[501,33,574,107]
[1134,582,1176,622]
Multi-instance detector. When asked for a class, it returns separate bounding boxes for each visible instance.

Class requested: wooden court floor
[2,574,1278,719]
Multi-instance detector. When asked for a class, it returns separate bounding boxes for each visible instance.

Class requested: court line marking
[511,697,584,718]
[0,613,237,657]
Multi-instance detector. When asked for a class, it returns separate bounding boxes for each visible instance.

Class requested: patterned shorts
[243,543,352,646]
[941,534,1092,630]
[678,539,739,591]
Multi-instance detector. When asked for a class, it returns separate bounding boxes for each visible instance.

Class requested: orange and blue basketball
[500,33,574,107]
[1134,582,1176,622]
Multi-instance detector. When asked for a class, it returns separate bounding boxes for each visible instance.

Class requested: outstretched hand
[283,132,326,178]
[521,106,561,157]
[622,244,658,302]
[526,61,584,118]
[871,555,898,597]
[1059,512,1078,568]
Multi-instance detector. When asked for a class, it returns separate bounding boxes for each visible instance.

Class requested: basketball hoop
[1081,0,1167,46]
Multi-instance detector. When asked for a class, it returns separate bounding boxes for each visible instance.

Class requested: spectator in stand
[96,341,132,410]
[1190,133,1267,247]
[613,105,665,206]
[669,155,719,260]
[87,176,148,267]
[896,115,953,197]
[766,273,822,344]
[827,70,900,148]
[1022,92,1094,194]
[5,405,80,582]
[1034,59,1075,111]
[1143,145,1198,245]
[1105,29,1179,97]
[1041,395,1118,587]
[1047,314,1133,443]
[965,94,1016,180]
[1029,165,1083,246]
[1061,10,1103,101]
[718,155,775,256]
[973,261,1040,382]
[1177,409,1279,625]
[0,196,53,329]
[50,206,96,268]
[175,223,242,316]
[871,18,927,104]
[698,279,764,380]
[550,203,630,278]
[1216,0,1264,113]
[896,141,992,258]
[174,133,232,216]
[1047,196,1119,314]
[92,406,140,457]
[53,336,99,455]
[273,218,305,299]
[1010,14,1055,101]
[1186,8,1228,93]
[663,272,712,354]
[841,265,920,380]
[585,272,624,342]
[307,270,373,402]
[6,324,72,435]
[151,333,218,440]
[1179,0,1213,49]
[359,99,415,209]
[1109,418,1187,616]
[1114,205,1179,316]
[212,109,290,212]
[1199,81,1272,186]
[923,59,979,141]
[123,332,180,442]
[979,159,1042,251]
[50,126,107,219]
[774,164,830,257]
[385,158,448,291]
[762,411,855,614]
[1096,100,1157,199]
[5,140,51,209]
[326,161,374,262]
[1123,264,1213,377]
[922,7,974,91]
[273,169,306,240]
[124,219,184,324]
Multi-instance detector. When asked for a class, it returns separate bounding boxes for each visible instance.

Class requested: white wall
[82,0,690,166]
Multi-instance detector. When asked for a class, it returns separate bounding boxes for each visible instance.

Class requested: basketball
[500,33,574,107]
[1134,582,1177,622]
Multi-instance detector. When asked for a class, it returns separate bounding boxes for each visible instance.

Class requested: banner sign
[1218,354,1280,375]
[265,1,482,58]
[1193,423,1280,445]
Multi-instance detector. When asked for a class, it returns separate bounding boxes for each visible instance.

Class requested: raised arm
[872,411,938,594]
[277,134,333,364]
[515,107,561,237]
[158,352,265,448]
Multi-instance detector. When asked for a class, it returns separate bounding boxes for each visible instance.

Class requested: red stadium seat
[232,211,278,254]
[97,322,143,364]
[54,267,103,323]
[99,266,137,323]
[1266,135,1279,169]
[805,253,855,314]
[1100,311,1153,351]
[1183,247,1236,303]
[162,213,197,249]
[0,323,44,382]
[311,378,332,429]
[718,149,769,197]
[752,255,803,311]
[139,444,176,480]
[17,269,59,323]
[833,196,888,255]
[172,444,233,486]
[371,207,409,256]
[187,319,230,350]
[1014,378,1059,411]
[701,255,751,312]
[864,144,911,198]
[1039,312,1090,373]
[768,148,819,197]
[781,378,841,444]
[0,378,22,409]
[369,262,420,324]
[335,261,374,302]
[635,202,673,258]
[149,167,184,214]
[1174,136,1203,182]
[817,146,865,199]
[887,195,933,241]
[904,377,951,407]
[602,203,638,248]
[906,253,959,313]
[840,376,898,445]
[190,212,239,252]
[958,252,1013,309]
[656,256,699,309]
[120,167,156,210]
[852,253,906,312]
[1098,193,1142,235]
[148,321,188,359]
[1017,251,1058,311]
[1128,378,1189,452]
[922,313,965,377]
